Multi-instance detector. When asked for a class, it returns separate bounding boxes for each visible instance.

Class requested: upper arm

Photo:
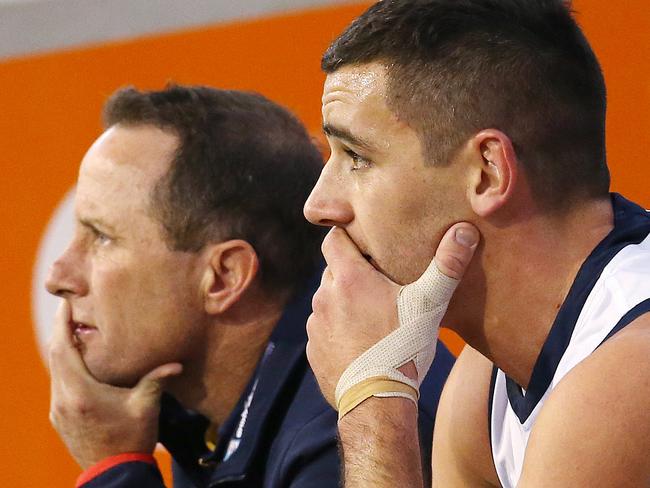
[519,315,650,487]
[432,344,499,488]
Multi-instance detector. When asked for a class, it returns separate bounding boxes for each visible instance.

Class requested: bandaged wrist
[337,376,418,419]
[334,259,459,413]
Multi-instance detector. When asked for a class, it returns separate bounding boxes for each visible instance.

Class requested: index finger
[48,300,92,383]
[321,227,374,277]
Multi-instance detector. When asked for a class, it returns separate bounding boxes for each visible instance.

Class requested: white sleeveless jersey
[489,194,650,488]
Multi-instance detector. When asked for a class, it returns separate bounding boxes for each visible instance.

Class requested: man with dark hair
[46,85,455,487]
[304,1,650,486]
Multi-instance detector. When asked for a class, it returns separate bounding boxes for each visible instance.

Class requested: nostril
[44,260,80,298]
[317,218,339,228]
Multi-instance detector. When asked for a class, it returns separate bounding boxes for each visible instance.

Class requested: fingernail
[455,227,479,248]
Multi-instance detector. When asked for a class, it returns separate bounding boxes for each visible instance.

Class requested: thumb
[133,362,183,400]
[434,223,480,280]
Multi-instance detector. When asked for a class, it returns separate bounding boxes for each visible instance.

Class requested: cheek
[365,196,443,282]
[91,260,131,308]
[90,257,171,329]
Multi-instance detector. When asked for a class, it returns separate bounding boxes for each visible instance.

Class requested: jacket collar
[159,271,318,485]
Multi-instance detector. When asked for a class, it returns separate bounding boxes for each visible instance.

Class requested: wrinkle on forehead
[323,63,415,154]
[322,64,388,105]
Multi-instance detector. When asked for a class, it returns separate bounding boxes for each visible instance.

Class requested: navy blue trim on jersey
[505,194,650,424]
[487,366,499,457]
[599,298,650,345]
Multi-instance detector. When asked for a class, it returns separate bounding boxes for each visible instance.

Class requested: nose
[304,168,354,227]
[45,242,88,298]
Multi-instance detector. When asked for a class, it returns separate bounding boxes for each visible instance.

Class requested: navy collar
[159,271,318,485]
[506,194,650,423]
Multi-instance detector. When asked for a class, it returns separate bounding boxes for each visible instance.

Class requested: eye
[91,228,112,246]
[344,149,372,171]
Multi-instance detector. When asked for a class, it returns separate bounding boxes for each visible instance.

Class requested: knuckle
[130,405,153,424]
[321,228,342,256]
[321,265,331,282]
[311,289,324,313]
[56,396,91,417]
[50,403,69,423]
[305,339,320,371]
[321,234,333,256]
[305,313,317,339]
[437,253,466,279]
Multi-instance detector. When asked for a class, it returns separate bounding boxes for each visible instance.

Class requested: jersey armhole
[598,298,650,346]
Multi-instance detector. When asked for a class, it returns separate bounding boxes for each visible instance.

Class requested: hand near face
[48,301,183,469]
[306,223,479,407]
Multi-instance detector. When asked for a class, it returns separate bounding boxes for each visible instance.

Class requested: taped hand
[306,223,479,418]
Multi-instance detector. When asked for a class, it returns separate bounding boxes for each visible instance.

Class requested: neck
[166,295,285,427]
[449,197,613,388]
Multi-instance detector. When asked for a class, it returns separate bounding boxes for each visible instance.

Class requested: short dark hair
[323,0,610,209]
[104,85,325,297]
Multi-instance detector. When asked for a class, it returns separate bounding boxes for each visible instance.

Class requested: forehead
[80,124,177,181]
[322,63,391,120]
[322,63,415,151]
[323,63,388,103]
[75,124,178,219]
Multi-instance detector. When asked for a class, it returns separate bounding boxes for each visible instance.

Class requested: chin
[83,356,142,388]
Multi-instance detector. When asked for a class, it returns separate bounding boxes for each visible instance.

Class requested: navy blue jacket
[78,279,455,487]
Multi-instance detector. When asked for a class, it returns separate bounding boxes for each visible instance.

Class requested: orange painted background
[0,1,647,486]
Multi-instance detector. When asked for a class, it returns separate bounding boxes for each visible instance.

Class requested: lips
[359,246,379,270]
[69,318,97,337]
[344,230,378,271]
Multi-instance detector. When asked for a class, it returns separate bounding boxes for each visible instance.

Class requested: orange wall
[0,1,647,485]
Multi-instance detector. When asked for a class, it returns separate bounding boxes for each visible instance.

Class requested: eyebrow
[79,217,117,235]
[322,124,378,153]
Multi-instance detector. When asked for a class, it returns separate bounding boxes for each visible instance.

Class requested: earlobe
[467,130,518,217]
[202,240,259,315]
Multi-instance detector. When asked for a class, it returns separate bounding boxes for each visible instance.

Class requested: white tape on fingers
[334,258,459,412]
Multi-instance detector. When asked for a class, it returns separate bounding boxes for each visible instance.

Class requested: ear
[200,240,259,315]
[465,129,518,217]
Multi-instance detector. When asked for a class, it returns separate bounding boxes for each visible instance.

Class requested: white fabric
[490,233,650,488]
[335,257,459,407]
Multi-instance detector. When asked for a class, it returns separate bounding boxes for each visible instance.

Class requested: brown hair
[104,84,325,296]
[323,0,610,209]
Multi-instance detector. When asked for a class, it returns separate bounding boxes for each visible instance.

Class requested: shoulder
[520,314,650,487]
[263,360,340,485]
[432,345,500,487]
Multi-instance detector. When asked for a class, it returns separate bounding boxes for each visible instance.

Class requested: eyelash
[344,149,371,171]
[91,228,111,245]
